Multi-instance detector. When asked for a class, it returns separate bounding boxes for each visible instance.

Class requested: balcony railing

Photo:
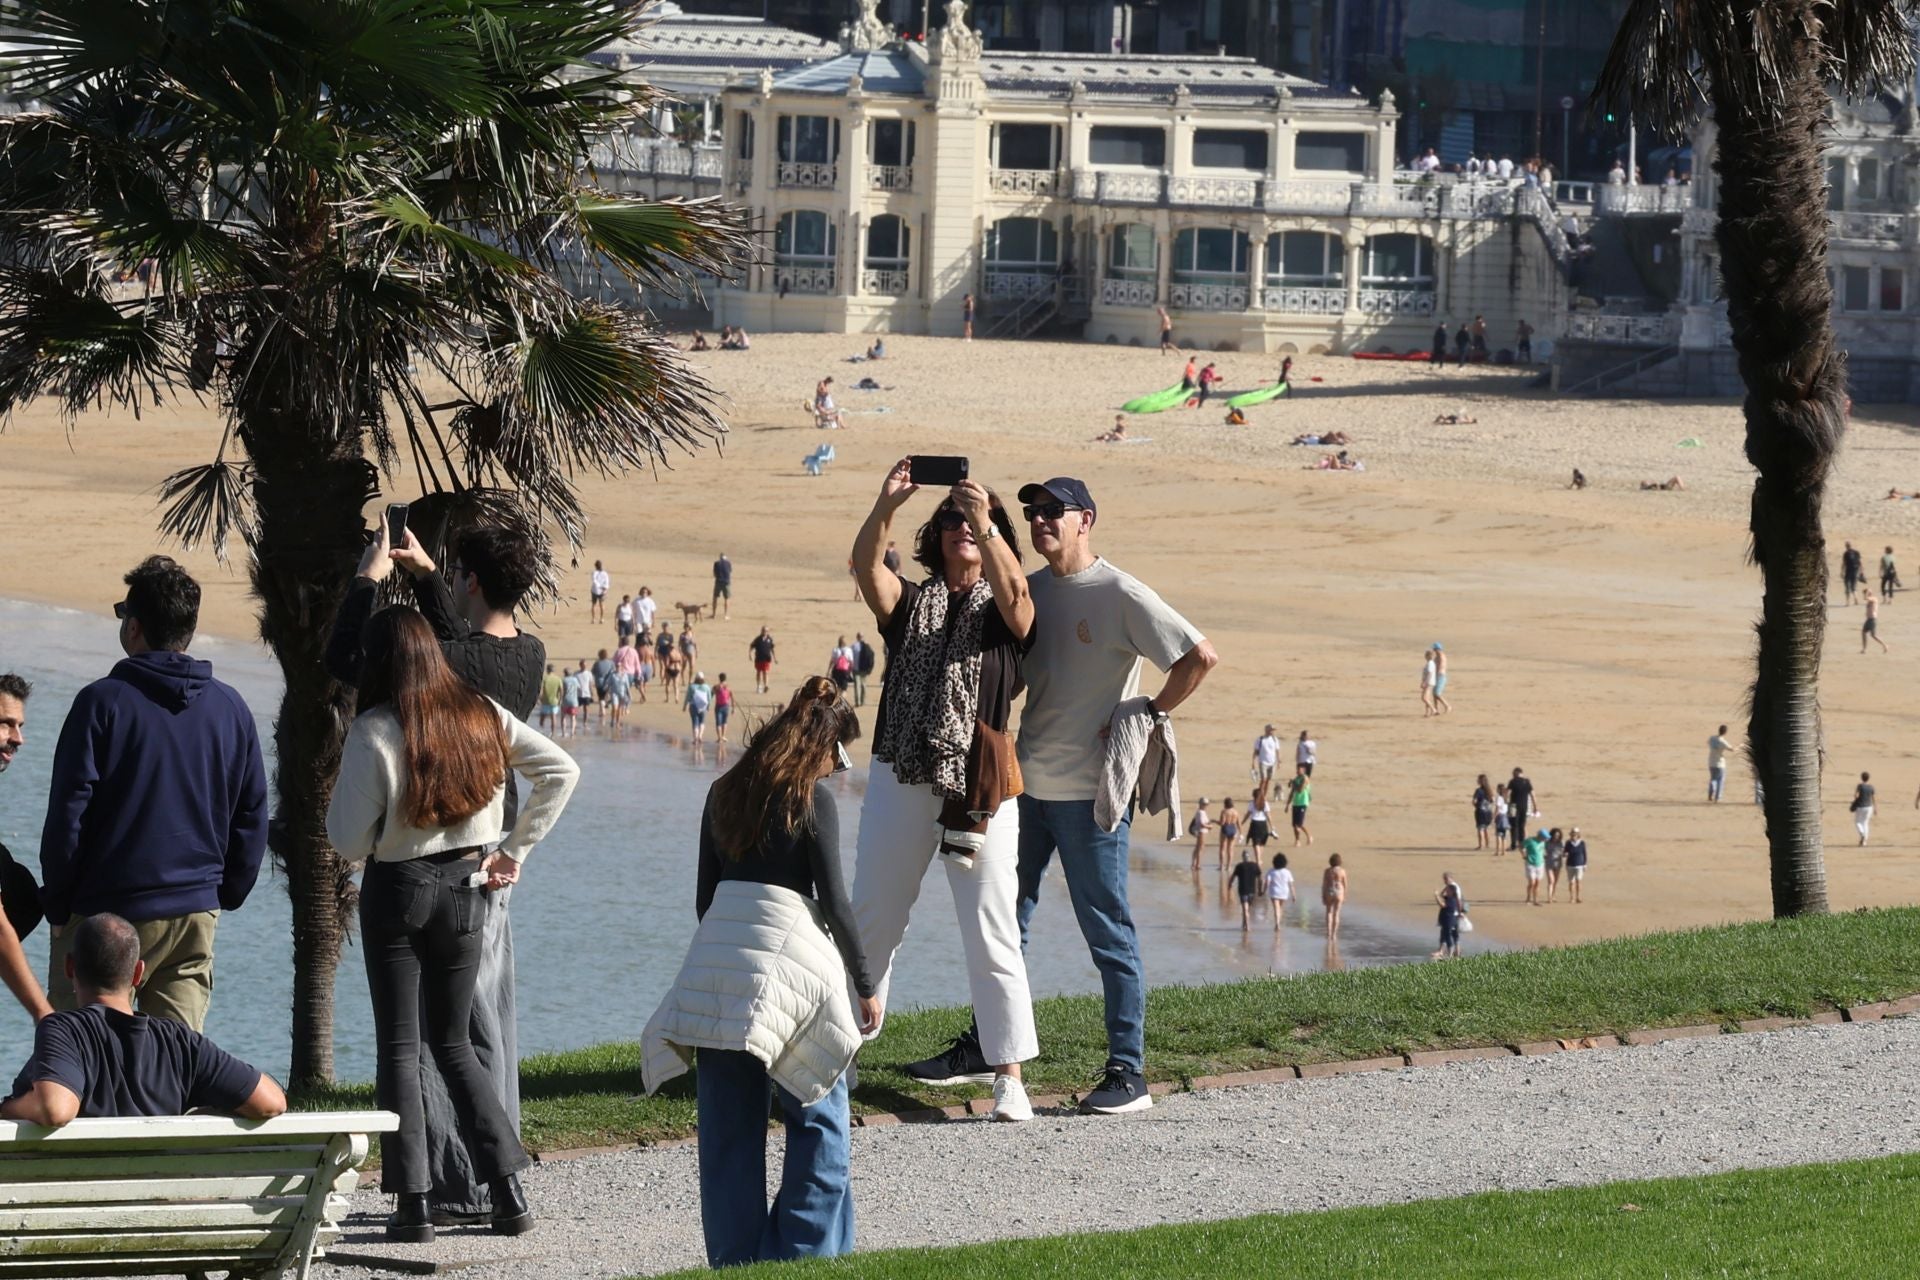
[1355,287,1435,317]
[989,168,1061,196]
[867,165,913,192]
[1100,276,1158,306]
[984,270,1055,300]
[773,264,836,294]
[777,161,838,189]
[1595,183,1693,215]
[1071,171,1165,204]
[1261,285,1347,315]
[1262,180,1359,214]
[1168,280,1248,312]
[1355,183,1443,217]
[1833,211,1908,242]
[1168,176,1259,208]
[861,267,909,295]
[1563,311,1679,343]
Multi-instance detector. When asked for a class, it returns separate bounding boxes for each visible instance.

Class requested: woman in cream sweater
[327,608,578,1244]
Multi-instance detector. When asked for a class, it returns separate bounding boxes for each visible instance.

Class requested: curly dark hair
[0,673,29,702]
[455,524,539,612]
[122,555,200,651]
[912,490,1023,577]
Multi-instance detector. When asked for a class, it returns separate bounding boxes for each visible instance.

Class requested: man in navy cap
[1003,476,1216,1112]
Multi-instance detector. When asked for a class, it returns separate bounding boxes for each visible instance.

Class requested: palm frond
[155,456,256,562]
[0,268,184,416]
[566,194,751,289]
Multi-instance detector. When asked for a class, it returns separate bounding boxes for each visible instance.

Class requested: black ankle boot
[387,1192,434,1244]
[490,1174,533,1236]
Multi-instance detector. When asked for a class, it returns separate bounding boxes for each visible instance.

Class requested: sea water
[0,598,1437,1082]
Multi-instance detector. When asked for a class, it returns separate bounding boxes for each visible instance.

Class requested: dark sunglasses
[1022,501,1079,522]
[112,601,129,620]
[934,509,968,531]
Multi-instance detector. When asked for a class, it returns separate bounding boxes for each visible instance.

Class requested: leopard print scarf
[873,578,991,798]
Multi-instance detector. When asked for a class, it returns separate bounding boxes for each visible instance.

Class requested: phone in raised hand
[384,502,410,548]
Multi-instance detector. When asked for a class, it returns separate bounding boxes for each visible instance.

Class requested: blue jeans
[695,1049,854,1268]
[1015,795,1146,1072]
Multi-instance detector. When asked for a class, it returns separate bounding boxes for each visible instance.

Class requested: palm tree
[1594,0,1913,915]
[0,0,747,1085]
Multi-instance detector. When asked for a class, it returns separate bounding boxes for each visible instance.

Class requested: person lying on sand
[1570,468,1588,489]
[1304,451,1363,472]
[1886,488,1917,501]
[1290,430,1350,447]
[1640,476,1685,491]
[1094,415,1128,443]
[1433,412,1478,424]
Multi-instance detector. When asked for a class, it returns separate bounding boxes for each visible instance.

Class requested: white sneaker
[990,1074,1033,1123]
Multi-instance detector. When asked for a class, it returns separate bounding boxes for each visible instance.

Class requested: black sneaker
[1079,1062,1153,1115]
[903,1029,993,1086]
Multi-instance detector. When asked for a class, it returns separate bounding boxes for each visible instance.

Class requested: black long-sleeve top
[696,782,874,998]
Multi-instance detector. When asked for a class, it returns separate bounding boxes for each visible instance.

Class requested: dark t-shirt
[1844,548,1864,576]
[872,578,1031,748]
[9,1005,260,1119]
[1507,776,1534,815]
[1855,784,1877,810]
[713,558,732,587]
[1565,839,1588,867]
[751,635,776,663]
[1230,861,1261,897]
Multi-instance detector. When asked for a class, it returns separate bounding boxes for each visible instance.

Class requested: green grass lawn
[293,906,1920,1153]
[648,1152,1920,1278]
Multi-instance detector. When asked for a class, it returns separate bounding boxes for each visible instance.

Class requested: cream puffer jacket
[642,879,861,1107]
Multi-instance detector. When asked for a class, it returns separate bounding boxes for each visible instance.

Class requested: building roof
[591,8,837,97]
[770,49,928,96]
[976,53,1357,105]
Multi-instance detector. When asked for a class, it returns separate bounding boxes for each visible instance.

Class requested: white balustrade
[984,271,1054,300]
[1100,277,1158,307]
[989,168,1060,196]
[1261,180,1355,214]
[1356,183,1442,216]
[1594,183,1692,215]
[1168,280,1249,311]
[867,165,913,192]
[1261,285,1348,315]
[693,151,723,180]
[773,264,836,294]
[1096,172,1165,204]
[1167,176,1258,208]
[777,161,838,189]
[861,268,909,295]
[1562,311,1679,343]
[1832,212,1907,242]
[1355,287,1436,316]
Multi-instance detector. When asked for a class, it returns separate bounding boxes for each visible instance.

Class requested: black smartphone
[910,455,969,486]
[384,502,409,547]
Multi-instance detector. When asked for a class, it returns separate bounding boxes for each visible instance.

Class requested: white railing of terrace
[1832,211,1908,243]
[989,168,1062,196]
[1356,287,1435,316]
[1100,276,1158,306]
[1595,183,1693,215]
[1563,311,1679,343]
[773,264,835,294]
[1167,176,1260,207]
[777,161,838,189]
[984,270,1055,300]
[867,165,913,192]
[1261,180,1354,214]
[861,268,909,295]
[1261,285,1347,315]
[1167,280,1248,311]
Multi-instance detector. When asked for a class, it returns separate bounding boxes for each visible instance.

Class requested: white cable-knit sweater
[325,701,579,864]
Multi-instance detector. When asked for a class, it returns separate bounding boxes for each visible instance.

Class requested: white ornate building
[712,0,1573,352]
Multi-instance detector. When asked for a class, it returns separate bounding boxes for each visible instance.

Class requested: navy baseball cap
[1018,477,1097,522]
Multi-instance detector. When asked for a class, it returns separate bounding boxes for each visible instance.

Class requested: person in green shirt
[1522,829,1547,906]
[537,664,563,733]
[1287,765,1313,848]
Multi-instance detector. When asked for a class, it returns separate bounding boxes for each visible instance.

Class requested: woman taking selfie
[642,677,876,1265]
[327,608,579,1243]
[846,457,1038,1122]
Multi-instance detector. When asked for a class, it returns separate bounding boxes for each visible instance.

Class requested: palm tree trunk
[1709,32,1841,916]
[243,418,374,1089]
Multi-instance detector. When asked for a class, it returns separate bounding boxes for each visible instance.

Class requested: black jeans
[362,852,529,1195]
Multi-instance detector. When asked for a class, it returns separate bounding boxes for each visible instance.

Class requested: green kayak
[1121,381,1192,414]
[1226,379,1291,410]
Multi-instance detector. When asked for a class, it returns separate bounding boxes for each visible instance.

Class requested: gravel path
[316,1017,1920,1277]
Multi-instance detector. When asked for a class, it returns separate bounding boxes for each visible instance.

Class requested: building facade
[715,0,1569,352]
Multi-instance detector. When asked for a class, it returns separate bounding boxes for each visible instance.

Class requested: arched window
[864,214,911,294]
[1266,232,1342,287]
[1171,227,1250,279]
[774,210,837,294]
[1361,234,1434,287]
[985,217,1059,268]
[1107,224,1157,279]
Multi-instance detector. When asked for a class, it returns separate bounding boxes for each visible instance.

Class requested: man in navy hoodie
[38,556,268,1031]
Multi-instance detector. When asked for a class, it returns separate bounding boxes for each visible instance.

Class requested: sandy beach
[6,331,1920,953]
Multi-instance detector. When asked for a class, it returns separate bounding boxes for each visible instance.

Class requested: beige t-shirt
[1018,558,1204,801]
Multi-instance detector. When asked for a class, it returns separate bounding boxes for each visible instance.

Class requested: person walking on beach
[847,460,1040,1122]
[749,627,776,694]
[1494,782,1510,854]
[1881,546,1899,598]
[537,665,560,732]
[1420,648,1438,715]
[1322,853,1347,937]
[0,675,54,1020]
[615,595,635,645]
[1507,768,1537,852]
[1433,872,1466,959]
[1429,643,1451,713]
[1245,786,1273,862]
[711,553,732,622]
[1157,305,1174,353]
[1472,773,1495,849]
[1230,848,1260,931]
[1430,321,1448,367]
[1216,797,1241,871]
[852,633,876,707]
[1522,828,1547,905]
[589,560,609,625]
[1453,324,1471,367]
[1286,765,1313,846]
[1180,354,1198,393]
[1863,588,1888,653]
[641,678,874,1267]
[1516,318,1534,363]
[40,557,267,1032]
[1297,729,1316,777]
[1194,362,1221,408]
[1851,772,1876,846]
[1707,725,1732,802]
[1543,827,1567,902]
[827,635,856,695]
[993,473,1216,1115]
[1188,798,1212,872]
[1252,724,1281,786]
[963,292,975,341]
[1563,827,1588,903]
[635,586,658,638]
[1842,541,1864,605]
[685,672,713,744]
[713,674,734,744]
[327,607,578,1243]
[1265,852,1293,931]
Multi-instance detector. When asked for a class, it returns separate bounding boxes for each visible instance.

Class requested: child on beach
[1188,799,1212,872]
[539,664,561,732]
[1246,786,1273,857]
[1433,872,1466,959]
[1322,854,1347,937]
[1216,797,1240,870]
[713,674,734,744]
[1230,849,1261,931]
[1095,415,1128,443]
[1265,853,1294,931]
[1493,783,1510,854]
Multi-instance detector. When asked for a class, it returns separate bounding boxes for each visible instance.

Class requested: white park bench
[0,1110,398,1279]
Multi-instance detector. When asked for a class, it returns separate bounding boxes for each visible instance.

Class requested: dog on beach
[675,602,706,626]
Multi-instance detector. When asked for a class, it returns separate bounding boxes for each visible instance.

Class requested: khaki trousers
[48,910,219,1030]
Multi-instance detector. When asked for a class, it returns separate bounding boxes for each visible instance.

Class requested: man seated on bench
[0,914,285,1127]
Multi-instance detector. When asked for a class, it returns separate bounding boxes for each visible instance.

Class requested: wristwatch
[977,521,1001,542]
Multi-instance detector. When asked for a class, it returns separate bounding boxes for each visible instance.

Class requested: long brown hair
[708,676,860,860]
[356,607,509,829]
